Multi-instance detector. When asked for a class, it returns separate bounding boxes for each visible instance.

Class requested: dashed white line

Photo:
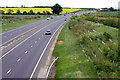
[17,58,21,62]
[0,19,61,59]
[35,41,37,43]
[39,38,40,39]
[31,45,33,48]
[6,69,11,74]
[29,21,66,79]
[25,51,28,54]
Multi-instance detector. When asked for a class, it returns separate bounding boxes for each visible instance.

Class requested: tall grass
[66,16,119,78]
[83,13,118,28]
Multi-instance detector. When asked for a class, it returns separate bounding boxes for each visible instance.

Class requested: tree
[16,10,21,15]
[46,11,51,15]
[37,12,41,15]
[109,7,115,11]
[7,9,14,14]
[28,10,35,15]
[51,3,62,15]
[0,10,5,14]
[43,11,46,15]
[23,11,28,15]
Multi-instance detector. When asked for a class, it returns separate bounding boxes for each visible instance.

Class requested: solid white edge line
[29,22,66,79]
[0,23,43,46]
[0,18,54,46]
[0,17,63,46]
[0,20,62,59]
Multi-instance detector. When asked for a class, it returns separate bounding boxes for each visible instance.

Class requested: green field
[100,11,118,15]
[53,15,119,78]
[0,15,55,33]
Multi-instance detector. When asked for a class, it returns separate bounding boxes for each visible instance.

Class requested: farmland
[100,11,118,15]
[0,8,82,14]
[53,14,119,78]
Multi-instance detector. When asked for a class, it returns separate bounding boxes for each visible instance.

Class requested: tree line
[1,4,63,15]
[0,9,52,15]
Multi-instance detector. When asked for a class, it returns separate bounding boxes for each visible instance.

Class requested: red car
[64,18,67,21]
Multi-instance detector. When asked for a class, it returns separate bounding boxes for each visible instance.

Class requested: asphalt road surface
[1,11,96,79]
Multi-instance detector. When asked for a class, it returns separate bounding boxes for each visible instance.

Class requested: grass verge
[53,15,119,78]
[53,22,98,78]
[0,15,56,33]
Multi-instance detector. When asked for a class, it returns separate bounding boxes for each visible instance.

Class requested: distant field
[100,12,118,15]
[0,8,83,14]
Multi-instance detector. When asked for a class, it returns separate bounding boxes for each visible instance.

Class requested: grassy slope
[53,23,98,78]
[53,17,119,78]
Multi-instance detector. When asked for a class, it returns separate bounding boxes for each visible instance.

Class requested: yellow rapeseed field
[0,8,82,14]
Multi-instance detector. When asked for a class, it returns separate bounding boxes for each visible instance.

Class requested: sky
[0,0,119,8]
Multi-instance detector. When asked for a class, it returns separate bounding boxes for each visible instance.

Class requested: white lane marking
[29,21,66,79]
[7,69,11,74]
[0,18,62,46]
[25,51,28,54]
[17,58,21,62]
[31,45,33,48]
[39,38,40,39]
[0,20,61,59]
[35,41,37,43]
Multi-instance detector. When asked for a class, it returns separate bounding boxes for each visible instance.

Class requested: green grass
[53,23,98,78]
[53,15,119,78]
[0,15,57,33]
[100,11,118,15]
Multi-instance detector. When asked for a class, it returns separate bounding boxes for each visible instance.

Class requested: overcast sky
[1,0,119,8]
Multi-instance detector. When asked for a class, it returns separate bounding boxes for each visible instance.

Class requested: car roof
[46,29,50,31]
